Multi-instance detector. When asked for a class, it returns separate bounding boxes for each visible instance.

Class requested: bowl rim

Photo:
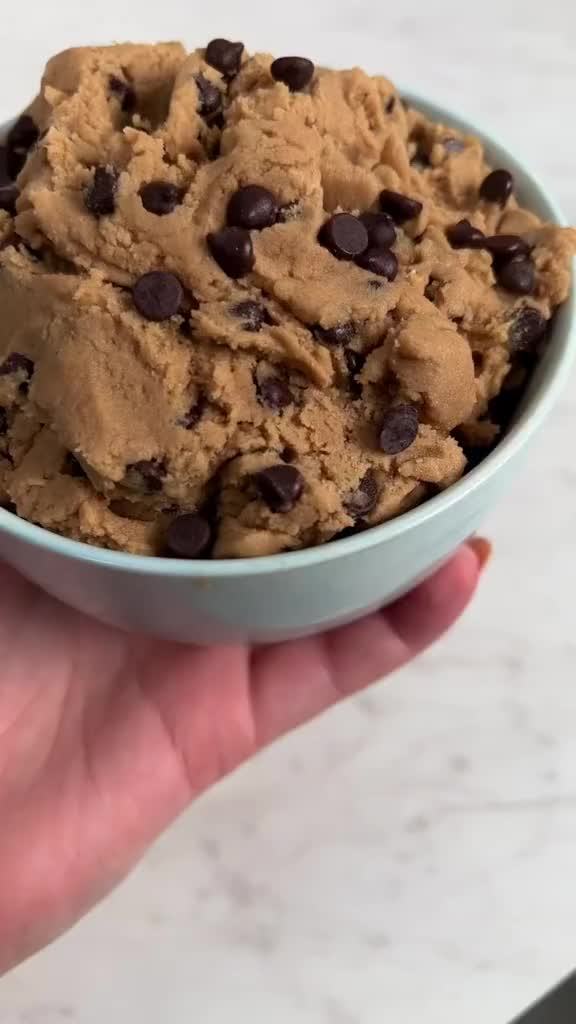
[1,93,574,578]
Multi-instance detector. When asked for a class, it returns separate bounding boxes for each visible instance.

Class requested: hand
[0,540,487,973]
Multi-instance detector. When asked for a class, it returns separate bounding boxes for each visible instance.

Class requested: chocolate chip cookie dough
[0,41,574,557]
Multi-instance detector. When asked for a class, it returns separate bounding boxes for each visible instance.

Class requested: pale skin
[0,539,488,974]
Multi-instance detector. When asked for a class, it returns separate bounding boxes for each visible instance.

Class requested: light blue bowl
[1,96,574,644]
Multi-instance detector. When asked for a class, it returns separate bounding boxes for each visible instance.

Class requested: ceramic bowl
[0,97,574,643]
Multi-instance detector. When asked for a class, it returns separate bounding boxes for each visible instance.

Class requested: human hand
[0,539,488,973]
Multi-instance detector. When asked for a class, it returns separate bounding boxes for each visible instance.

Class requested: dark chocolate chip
[495,255,535,295]
[0,181,18,214]
[332,522,368,540]
[0,352,34,379]
[319,213,368,260]
[252,463,304,512]
[62,452,87,478]
[355,246,398,280]
[479,169,514,205]
[207,227,254,278]
[508,307,548,353]
[281,445,298,463]
[165,513,212,559]
[257,375,294,411]
[233,300,275,332]
[379,189,423,224]
[345,470,379,517]
[7,115,39,153]
[124,459,166,493]
[84,166,119,217]
[344,348,366,396]
[411,151,430,171]
[443,137,466,154]
[195,74,223,122]
[0,406,7,435]
[359,211,397,248]
[385,96,396,114]
[139,180,184,216]
[6,115,39,177]
[132,271,184,321]
[482,234,531,261]
[205,38,244,78]
[379,404,419,455]
[227,185,278,230]
[276,200,299,223]
[446,219,485,249]
[179,397,206,429]
[109,75,136,113]
[270,57,315,92]
[312,321,356,346]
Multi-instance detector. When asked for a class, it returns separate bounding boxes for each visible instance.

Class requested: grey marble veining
[1,3,576,1021]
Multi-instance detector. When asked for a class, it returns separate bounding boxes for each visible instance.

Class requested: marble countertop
[2,3,575,1020]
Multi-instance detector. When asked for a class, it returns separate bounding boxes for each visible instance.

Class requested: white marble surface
[1,2,576,1020]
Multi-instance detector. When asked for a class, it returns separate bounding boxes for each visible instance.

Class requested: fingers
[251,541,485,748]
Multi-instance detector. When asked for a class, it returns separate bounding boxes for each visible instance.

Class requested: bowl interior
[0,96,574,577]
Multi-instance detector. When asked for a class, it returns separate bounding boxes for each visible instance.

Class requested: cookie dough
[0,41,574,557]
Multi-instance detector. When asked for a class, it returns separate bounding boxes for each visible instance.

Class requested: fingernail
[468,536,492,571]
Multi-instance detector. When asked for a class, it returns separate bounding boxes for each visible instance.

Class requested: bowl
[0,96,574,645]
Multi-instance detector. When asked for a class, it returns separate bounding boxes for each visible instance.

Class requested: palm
[0,546,481,972]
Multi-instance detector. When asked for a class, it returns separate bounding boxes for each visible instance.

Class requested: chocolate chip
[7,115,39,153]
[205,38,244,78]
[281,445,298,463]
[132,271,184,321]
[270,57,315,92]
[257,375,294,411]
[319,213,368,260]
[84,166,119,217]
[345,470,379,517]
[139,180,184,216]
[443,137,465,154]
[379,189,423,224]
[379,404,419,455]
[232,300,275,332]
[479,169,514,205]
[344,348,366,396]
[312,321,356,346]
[227,185,278,230]
[482,234,531,261]
[446,219,485,249]
[6,115,39,177]
[495,255,535,295]
[0,352,34,379]
[124,459,166,493]
[109,75,136,113]
[0,407,7,435]
[359,211,397,248]
[332,522,368,541]
[166,513,212,559]
[179,397,206,429]
[62,452,87,478]
[252,464,304,512]
[385,96,396,114]
[207,227,254,278]
[355,247,398,280]
[508,307,548,353]
[0,181,18,214]
[195,75,223,122]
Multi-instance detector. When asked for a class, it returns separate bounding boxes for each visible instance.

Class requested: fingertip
[385,544,481,654]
